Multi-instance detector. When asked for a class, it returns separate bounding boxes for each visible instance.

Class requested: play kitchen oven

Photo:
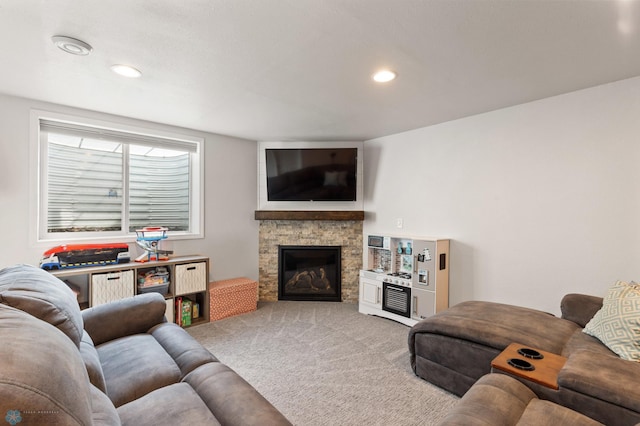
[358,235,450,327]
[382,274,412,318]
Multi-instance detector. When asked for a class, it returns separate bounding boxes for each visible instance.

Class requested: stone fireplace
[256,212,363,302]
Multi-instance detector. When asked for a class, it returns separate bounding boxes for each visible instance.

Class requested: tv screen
[265,148,357,201]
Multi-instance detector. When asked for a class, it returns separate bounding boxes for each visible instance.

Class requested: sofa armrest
[560,294,603,328]
[82,293,167,346]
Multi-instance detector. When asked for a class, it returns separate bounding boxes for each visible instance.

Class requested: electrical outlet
[396,218,403,228]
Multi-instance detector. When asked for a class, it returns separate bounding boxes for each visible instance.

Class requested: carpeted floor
[187,301,458,426]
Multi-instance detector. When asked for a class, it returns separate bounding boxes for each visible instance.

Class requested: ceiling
[2,0,640,142]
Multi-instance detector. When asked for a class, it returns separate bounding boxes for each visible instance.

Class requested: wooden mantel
[254,210,365,221]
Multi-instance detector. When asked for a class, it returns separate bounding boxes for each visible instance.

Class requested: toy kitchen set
[359,234,450,326]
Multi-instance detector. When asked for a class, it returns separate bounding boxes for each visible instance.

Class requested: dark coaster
[507,358,535,371]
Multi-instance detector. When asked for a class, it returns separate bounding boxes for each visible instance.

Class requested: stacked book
[175,297,200,327]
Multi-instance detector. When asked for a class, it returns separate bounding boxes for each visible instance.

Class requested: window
[34,112,203,242]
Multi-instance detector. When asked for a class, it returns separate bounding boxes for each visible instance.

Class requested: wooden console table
[491,342,567,389]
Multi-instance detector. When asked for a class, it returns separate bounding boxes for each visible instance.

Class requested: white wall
[364,77,640,315]
[4,76,640,313]
[0,93,259,282]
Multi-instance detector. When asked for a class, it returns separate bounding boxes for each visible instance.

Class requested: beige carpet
[188,301,458,426]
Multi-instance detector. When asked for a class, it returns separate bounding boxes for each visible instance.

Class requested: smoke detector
[52,35,93,56]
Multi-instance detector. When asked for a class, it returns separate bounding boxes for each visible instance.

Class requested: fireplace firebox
[278,245,341,302]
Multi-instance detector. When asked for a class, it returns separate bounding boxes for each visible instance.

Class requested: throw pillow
[583,280,640,361]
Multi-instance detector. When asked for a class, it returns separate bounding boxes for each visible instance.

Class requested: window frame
[30,109,204,244]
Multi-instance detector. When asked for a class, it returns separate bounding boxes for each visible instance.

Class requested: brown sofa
[409,294,640,426]
[438,373,604,425]
[0,264,291,425]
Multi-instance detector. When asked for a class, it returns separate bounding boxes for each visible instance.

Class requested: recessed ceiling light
[372,70,397,83]
[52,35,92,56]
[111,64,142,78]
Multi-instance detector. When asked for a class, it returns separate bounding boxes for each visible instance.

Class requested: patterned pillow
[583,280,640,361]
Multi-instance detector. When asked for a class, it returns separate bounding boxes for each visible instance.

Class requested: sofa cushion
[117,383,221,426]
[149,322,218,376]
[583,280,640,361]
[0,264,83,346]
[82,293,167,346]
[561,328,616,358]
[559,349,640,412]
[437,373,535,425]
[0,304,94,425]
[81,330,107,392]
[90,385,121,426]
[97,334,182,407]
[438,374,603,426]
[560,293,603,328]
[410,300,580,354]
[183,362,293,425]
[517,399,602,425]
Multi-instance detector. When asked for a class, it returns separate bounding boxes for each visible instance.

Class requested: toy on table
[40,243,130,270]
[135,227,173,262]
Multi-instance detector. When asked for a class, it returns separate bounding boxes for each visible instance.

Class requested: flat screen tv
[265,148,357,202]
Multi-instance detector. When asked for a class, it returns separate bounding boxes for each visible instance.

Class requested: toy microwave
[367,235,390,250]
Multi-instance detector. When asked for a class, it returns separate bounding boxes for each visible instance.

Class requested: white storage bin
[165,298,175,323]
[175,262,207,295]
[91,270,134,306]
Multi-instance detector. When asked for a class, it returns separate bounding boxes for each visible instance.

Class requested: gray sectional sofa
[409,293,640,426]
[0,264,291,426]
[438,373,604,425]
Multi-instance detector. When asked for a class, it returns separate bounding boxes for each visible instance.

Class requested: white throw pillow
[583,280,640,361]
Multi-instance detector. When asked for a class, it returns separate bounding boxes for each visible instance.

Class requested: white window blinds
[40,119,196,235]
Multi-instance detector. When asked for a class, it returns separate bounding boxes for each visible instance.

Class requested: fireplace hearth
[278,245,341,302]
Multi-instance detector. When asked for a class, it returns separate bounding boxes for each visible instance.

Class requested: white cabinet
[412,287,435,321]
[359,275,382,309]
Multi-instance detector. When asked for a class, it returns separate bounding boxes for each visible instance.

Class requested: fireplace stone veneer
[258,220,363,302]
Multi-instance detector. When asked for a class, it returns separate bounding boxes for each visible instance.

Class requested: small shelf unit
[49,255,210,327]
